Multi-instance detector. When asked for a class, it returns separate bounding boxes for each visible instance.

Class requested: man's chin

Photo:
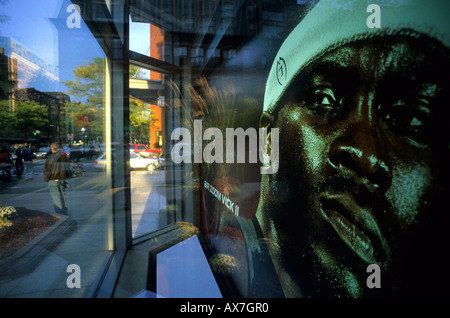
[282,238,379,298]
[306,241,368,298]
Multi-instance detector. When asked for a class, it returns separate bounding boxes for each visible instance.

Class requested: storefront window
[0,0,119,297]
[128,64,170,238]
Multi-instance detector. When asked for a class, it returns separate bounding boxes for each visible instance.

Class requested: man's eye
[318,95,334,107]
[303,88,339,114]
[409,117,424,127]
[380,98,432,143]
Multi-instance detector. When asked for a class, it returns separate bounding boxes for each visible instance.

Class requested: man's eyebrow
[298,61,359,87]
[278,61,356,108]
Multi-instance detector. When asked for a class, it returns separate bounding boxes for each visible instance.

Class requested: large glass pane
[129,65,169,238]
[129,12,171,240]
[0,0,113,297]
[130,16,166,63]
[130,17,151,58]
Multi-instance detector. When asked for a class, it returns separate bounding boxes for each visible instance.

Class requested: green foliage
[0,100,13,133]
[62,57,155,143]
[61,57,105,141]
[0,99,49,140]
[129,65,147,79]
[13,100,49,135]
[129,97,158,142]
[0,201,16,230]
[62,57,105,108]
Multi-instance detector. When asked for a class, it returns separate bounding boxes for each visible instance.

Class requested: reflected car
[94,153,108,170]
[95,152,160,171]
[130,151,160,171]
[130,143,162,157]
[157,155,165,169]
[35,146,51,158]
[138,150,164,168]
[63,146,71,157]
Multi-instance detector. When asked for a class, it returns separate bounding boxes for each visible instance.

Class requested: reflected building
[0,37,68,145]
[128,0,303,84]
[16,88,70,145]
[0,37,59,93]
[0,46,17,105]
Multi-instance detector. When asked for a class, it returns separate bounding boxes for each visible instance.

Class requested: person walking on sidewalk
[22,145,34,180]
[44,142,71,215]
[14,147,24,178]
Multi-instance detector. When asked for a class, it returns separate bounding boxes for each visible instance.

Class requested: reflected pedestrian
[0,147,12,181]
[44,142,71,215]
[14,147,23,178]
[22,145,34,180]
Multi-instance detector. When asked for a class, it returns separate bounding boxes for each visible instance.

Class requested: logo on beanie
[276,57,287,86]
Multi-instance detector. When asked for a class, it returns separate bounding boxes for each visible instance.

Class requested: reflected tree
[0,99,49,142]
[62,58,157,143]
[62,57,105,143]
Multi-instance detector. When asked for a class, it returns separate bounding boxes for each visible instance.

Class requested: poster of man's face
[201,0,449,298]
[256,0,449,298]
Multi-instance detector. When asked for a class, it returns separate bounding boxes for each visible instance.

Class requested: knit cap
[264,0,450,114]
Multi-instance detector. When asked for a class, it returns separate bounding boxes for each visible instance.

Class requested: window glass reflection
[129,65,168,238]
[0,0,111,297]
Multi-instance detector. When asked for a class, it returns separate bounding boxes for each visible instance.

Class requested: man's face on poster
[259,35,449,297]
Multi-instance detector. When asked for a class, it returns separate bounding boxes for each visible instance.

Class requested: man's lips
[319,192,387,265]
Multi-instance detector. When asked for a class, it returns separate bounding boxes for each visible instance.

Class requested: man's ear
[260,112,275,129]
[260,112,275,156]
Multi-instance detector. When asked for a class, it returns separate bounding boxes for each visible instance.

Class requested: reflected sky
[1,0,61,65]
[0,0,105,94]
[1,0,150,94]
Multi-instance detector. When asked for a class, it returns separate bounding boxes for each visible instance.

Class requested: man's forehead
[301,37,446,84]
[263,0,450,115]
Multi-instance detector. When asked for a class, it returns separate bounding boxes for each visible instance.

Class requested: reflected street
[0,158,170,238]
[131,168,167,238]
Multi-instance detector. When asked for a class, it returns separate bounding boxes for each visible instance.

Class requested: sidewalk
[0,162,169,297]
[131,170,168,238]
[0,164,112,297]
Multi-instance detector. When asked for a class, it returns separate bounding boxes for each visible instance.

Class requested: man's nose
[328,94,392,192]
